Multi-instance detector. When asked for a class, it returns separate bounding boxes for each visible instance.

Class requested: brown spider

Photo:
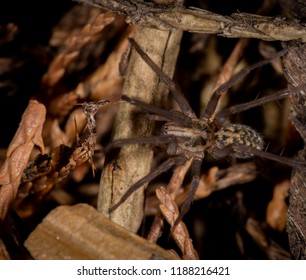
[106,38,305,225]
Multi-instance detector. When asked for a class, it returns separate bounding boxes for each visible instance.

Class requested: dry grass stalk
[0,100,46,222]
[156,187,198,259]
[41,12,115,87]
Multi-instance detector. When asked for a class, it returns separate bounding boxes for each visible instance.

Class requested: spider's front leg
[173,158,202,229]
[104,135,176,152]
[109,155,187,213]
[121,95,192,126]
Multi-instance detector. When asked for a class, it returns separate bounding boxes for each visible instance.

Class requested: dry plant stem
[147,158,192,243]
[156,187,198,259]
[76,0,306,42]
[0,101,46,222]
[98,25,183,232]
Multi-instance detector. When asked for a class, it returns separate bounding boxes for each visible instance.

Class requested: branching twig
[75,0,306,42]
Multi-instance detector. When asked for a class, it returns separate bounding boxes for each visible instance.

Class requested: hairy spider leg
[128,38,196,118]
[232,145,306,171]
[109,156,187,213]
[172,158,202,230]
[105,135,175,152]
[216,83,306,118]
[121,95,192,126]
[202,48,288,121]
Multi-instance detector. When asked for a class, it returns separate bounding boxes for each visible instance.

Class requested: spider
[106,38,305,225]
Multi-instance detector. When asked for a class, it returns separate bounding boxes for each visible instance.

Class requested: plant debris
[0,0,305,260]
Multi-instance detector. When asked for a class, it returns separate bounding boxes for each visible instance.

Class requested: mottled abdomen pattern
[215,123,264,158]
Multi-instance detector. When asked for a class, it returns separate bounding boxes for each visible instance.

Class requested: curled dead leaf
[0,100,46,221]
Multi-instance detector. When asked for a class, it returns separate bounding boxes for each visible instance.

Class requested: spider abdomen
[215,123,264,158]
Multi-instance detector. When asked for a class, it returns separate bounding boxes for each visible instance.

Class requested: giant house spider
[105,38,306,227]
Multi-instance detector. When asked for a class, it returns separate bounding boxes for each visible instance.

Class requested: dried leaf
[0,100,46,221]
